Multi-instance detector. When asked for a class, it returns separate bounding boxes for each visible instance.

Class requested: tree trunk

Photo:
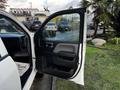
[93,22,98,38]
[103,26,106,34]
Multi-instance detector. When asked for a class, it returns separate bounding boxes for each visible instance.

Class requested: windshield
[33,21,41,24]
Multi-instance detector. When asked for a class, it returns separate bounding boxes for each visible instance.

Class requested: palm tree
[109,0,120,36]
[80,0,91,8]
[80,0,114,38]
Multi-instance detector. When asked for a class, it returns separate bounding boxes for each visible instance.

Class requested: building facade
[10,8,39,21]
[9,8,50,22]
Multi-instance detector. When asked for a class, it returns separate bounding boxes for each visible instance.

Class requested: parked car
[22,17,33,30]
[31,20,42,32]
[57,21,71,32]
[0,8,86,90]
[45,22,57,37]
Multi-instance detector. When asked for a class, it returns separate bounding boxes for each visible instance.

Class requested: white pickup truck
[0,8,87,90]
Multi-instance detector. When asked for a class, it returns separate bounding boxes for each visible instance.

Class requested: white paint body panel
[0,38,21,90]
[23,33,37,90]
[0,11,37,90]
[0,38,8,57]
[0,56,21,90]
[70,13,87,85]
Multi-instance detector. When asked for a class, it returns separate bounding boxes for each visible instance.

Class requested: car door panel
[0,38,21,90]
[0,34,30,63]
[36,40,79,78]
[0,56,21,90]
[53,43,78,53]
[35,8,86,85]
[0,13,34,88]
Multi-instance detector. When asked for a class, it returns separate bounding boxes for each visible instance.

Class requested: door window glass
[44,13,80,43]
[0,16,23,34]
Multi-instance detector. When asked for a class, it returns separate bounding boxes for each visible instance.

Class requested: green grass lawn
[56,44,120,90]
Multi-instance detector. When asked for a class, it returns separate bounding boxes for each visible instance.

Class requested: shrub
[108,37,120,45]
[106,31,116,40]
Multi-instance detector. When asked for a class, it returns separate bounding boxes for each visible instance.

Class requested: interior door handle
[57,51,76,58]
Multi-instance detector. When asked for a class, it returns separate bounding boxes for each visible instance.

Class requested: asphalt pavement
[30,74,54,90]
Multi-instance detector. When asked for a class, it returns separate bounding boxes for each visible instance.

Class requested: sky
[7,0,81,12]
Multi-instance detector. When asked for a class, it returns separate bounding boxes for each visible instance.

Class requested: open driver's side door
[34,8,86,85]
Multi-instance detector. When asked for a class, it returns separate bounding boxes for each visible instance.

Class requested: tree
[0,0,7,9]
[44,5,49,12]
[80,0,119,38]
[80,0,91,8]
[109,0,120,36]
